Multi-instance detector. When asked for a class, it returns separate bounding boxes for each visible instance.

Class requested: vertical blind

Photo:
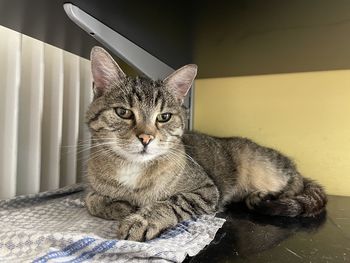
[0,25,92,199]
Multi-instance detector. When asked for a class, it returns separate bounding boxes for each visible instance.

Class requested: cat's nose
[138,134,155,146]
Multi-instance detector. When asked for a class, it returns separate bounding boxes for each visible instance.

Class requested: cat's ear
[90,46,126,97]
[163,64,197,102]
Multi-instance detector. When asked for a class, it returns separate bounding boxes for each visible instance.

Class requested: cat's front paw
[116,214,161,241]
[245,191,269,209]
[85,192,103,216]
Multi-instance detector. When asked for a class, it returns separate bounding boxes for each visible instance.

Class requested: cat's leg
[278,173,304,198]
[86,192,136,220]
[233,142,326,217]
[233,144,305,210]
[116,182,219,241]
[243,170,305,210]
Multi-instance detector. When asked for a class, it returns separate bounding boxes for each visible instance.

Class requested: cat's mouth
[126,144,165,162]
[140,148,148,155]
[125,148,158,163]
[131,147,151,156]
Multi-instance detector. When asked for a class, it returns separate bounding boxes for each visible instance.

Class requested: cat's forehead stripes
[113,76,172,111]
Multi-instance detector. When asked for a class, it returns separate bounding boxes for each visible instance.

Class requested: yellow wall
[194,70,350,196]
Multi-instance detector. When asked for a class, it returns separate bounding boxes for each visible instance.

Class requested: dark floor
[185,196,350,263]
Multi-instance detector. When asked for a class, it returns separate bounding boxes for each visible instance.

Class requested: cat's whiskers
[76,146,117,168]
[164,150,189,170]
[63,137,120,149]
[162,141,196,149]
[88,146,117,162]
[62,139,121,160]
[167,147,202,169]
[74,141,119,156]
[159,153,186,172]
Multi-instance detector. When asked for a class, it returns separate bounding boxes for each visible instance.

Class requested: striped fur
[85,47,327,241]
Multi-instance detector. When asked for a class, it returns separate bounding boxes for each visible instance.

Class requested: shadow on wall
[194,0,350,78]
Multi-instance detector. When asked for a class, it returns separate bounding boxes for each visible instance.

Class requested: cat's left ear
[163,64,197,102]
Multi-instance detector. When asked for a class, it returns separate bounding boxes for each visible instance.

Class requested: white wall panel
[40,44,64,191]
[0,25,92,197]
[60,52,80,187]
[17,35,44,195]
[0,26,21,199]
[76,58,93,183]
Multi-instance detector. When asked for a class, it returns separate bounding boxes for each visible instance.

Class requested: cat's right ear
[90,46,126,98]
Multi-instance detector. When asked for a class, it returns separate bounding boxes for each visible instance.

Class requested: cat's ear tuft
[90,46,126,98]
[163,64,197,102]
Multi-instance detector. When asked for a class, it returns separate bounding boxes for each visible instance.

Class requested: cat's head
[86,46,197,163]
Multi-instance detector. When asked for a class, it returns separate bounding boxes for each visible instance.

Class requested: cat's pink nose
[138,134,155,146]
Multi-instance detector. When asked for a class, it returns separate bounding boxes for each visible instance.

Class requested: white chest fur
[117,165,142,189]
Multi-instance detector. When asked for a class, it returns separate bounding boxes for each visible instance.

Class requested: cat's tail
[254,178,327,217]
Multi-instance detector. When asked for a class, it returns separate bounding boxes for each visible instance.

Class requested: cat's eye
[156,113,172,123]
[115,107,133,119]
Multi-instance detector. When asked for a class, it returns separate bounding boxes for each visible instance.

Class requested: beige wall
[194,70,350,196]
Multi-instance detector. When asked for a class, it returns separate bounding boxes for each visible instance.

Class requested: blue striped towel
[0,184,225,262]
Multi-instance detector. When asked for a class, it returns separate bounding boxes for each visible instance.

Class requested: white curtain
[0,25,92,199]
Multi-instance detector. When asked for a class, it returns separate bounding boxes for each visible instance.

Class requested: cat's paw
[116,214,163,241]
[245,191,269,210]
[116,214,148,241]
[85,192,103,216]
[278,190,296,199]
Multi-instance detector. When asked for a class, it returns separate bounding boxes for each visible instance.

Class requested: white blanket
[0,184,225,263]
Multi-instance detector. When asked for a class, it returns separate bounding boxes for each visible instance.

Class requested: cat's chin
[115,146,168,164]
[121,151,159,164]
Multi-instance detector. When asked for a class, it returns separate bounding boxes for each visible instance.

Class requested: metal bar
[63,3,173,80]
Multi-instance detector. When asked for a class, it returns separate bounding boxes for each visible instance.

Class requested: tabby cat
[85,46,327,241]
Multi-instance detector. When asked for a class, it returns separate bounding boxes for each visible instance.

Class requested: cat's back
[182,131,251,156]
[182,131,283,173]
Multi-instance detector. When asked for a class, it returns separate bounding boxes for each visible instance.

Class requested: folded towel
[0,184,225,262]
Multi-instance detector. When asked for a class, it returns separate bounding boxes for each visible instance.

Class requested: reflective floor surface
[185,196,349,262]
